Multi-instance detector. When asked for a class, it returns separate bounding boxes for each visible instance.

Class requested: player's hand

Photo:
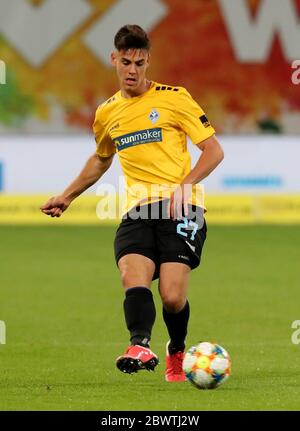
[168,184,192,220]
[40,195,71,218]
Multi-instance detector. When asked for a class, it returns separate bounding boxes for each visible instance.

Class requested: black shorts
[114,201,207,280]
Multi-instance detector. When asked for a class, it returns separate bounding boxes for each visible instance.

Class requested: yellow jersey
[93,81,215,214]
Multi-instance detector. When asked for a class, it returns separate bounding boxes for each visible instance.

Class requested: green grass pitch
[0,224,300,410]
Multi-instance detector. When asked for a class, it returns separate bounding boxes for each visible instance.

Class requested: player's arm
[170,135,224,219]
[40,153,114,217]
[169,87,224,219]
[183,134,224,185]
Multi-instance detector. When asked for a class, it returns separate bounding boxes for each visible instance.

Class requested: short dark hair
[114,25,150,51]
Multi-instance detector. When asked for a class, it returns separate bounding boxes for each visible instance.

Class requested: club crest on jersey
[149,109,159,124]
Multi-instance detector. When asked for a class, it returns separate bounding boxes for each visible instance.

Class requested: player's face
[111,49,150,96]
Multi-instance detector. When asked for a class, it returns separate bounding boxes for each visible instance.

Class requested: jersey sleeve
[175,88,215,144]
[93,106,116,157]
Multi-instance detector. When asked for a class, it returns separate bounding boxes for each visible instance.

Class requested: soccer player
[41,25,224,382]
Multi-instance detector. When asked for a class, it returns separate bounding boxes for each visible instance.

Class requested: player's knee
[162,294,185,313]
[120,268,134,288]
[119,266,150,289]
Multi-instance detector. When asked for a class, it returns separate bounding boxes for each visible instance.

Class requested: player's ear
[111,51,117,67]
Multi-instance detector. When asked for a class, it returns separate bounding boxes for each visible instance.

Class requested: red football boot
[165,341,187,382]
[116,345,159,374]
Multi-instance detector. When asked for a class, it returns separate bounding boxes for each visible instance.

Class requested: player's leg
[118,253,156,347]
[118,253,155,290]
[159,262,190,349]
[114,218,159,373]
[156,212,207,381]
[159,262,191,381]
[115,254,159,373]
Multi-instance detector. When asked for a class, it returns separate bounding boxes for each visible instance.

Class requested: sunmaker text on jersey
[114,128,162,151]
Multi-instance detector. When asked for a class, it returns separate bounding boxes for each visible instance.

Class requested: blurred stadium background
[0,0,300,411]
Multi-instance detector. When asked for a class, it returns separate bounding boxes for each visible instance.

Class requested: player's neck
[121,79,151,99]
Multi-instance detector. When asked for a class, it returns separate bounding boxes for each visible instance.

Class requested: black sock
[163,301,190,354]
[123,287,156,347]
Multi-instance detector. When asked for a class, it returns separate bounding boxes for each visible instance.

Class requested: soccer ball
[183,342,231,389]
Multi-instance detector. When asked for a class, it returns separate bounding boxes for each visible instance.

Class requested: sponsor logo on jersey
[114,128,162,151]
[199,114,210,128]
[149,109,159,124]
